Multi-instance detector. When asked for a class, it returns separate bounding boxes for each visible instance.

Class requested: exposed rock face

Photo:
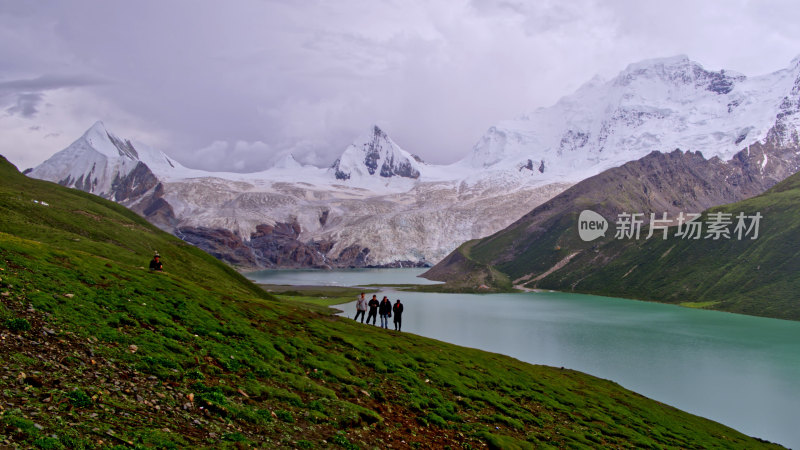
[175,220,410,270]
[177,226,258,267]
[125,182,178,231]
[111,162,159,201]
[248,222,325,268]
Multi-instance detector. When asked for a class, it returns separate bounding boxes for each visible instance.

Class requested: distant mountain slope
[533,170,800,321]
[1,154,777,447]
[424,137,800,302]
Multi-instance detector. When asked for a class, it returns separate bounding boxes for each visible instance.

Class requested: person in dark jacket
[366,295,380,325]
[379,296,392,329]
[392,299,404,331]
[149,253,163,272]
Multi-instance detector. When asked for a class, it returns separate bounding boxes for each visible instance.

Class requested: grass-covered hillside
[536,169,800,321]
[423,148,782,291]
[0,155,779,448]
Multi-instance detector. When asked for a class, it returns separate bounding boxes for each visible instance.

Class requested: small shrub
[307,400,326,412]
[67,389,92,408]
[221,432,247,442]
[1,409,39,437]
[330,431,360,450]
[371,390,386,403]
[33,437,63,449]
[197,391,228,407]
[425,412,448,428]
[5,318,31,332]
[275,410,294,423]
[185,369,205,380]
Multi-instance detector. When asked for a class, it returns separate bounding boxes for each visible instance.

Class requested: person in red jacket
[392,299,404,331]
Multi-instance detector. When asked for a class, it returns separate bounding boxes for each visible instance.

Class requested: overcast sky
[1,0,799,172]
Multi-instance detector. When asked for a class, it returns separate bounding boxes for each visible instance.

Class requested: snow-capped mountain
[464,55,800,180]
[26,121,189,200]
[330,125,424,181]
[26,55,800,269]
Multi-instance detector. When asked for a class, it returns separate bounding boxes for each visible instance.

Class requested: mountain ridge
[29,123,569,269]
[423,135,800,320]
[27,54,800,269]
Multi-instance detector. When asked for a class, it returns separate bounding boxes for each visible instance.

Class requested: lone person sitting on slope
[149,252,163,272]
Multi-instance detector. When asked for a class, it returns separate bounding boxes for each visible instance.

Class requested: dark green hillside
[537,170,800,320]
[0,156,779,448]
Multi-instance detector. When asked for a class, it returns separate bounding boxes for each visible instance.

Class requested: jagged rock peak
[331,125,423,181]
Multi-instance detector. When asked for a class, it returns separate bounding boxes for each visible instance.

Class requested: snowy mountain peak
[78,120,139,160]
[463,55,800,180]
[27,122,188,199]
[614,55,745,95]
[621,54,691,72]
[330,125,423,180]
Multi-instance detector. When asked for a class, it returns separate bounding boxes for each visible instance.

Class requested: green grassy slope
[0,156,779,448]
[537,171,800,321]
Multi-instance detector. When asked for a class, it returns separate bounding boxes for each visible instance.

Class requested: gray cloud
[1,0,800,172]
[0,73,104,118]
[6,92,43,117]
[0,74,103,92]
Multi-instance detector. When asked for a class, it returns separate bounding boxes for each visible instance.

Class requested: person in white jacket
[354,292,368,323]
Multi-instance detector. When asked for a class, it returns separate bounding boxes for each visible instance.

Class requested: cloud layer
[1,0,799,172]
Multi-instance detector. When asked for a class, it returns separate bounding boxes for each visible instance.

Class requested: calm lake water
[247,268,800,448]
[248,267,443,286]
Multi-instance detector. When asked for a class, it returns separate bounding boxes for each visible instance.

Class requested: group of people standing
[354,293,404,331]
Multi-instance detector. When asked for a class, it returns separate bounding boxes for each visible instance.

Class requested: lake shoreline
[246,267,800,449]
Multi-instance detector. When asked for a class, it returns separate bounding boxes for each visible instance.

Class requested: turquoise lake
[248,268,800,448]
